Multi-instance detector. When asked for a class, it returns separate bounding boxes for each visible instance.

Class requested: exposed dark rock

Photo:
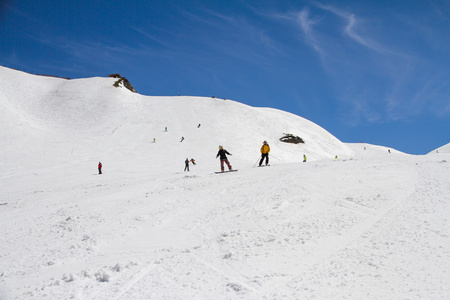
[110,74,137,93]
[121,77,136,93]
[279,133,305,144]
[108,74,121,79]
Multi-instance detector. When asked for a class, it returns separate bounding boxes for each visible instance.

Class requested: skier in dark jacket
[184,158,189,172]
[216,145,232,172]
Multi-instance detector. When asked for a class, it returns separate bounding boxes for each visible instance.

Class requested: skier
[153,138,156,143]
[190,158,196,165]
[165,127,168,132]
[216,145,232,172]
[184,158,190,172]
[180,136,184,142]
[98,162,102,174]
[198,124,201,128]
[259,141,270,167]
[303,154,307,162]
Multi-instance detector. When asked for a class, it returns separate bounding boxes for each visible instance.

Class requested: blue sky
[1,0,449,154]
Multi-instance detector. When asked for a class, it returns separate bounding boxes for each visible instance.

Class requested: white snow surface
[430,142,450,154]
[1,66,450,299]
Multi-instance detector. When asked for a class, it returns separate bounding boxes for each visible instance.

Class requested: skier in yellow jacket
[259,141,270,167]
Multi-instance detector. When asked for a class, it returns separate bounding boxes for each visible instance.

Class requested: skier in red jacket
[98,162,102,174]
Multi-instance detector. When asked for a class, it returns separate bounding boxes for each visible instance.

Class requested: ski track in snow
[2,152,449,299]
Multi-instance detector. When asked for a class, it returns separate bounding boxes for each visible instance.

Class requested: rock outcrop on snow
[279,133,305,144]
[109,73,137,93]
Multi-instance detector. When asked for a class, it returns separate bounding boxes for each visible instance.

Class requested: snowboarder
[180,136,184,142]
[190,158,196,165]
[259,141,270,167]
[98,162,102,174]
[216,145,232,172]
[184,158,190,172]
[303,154,307,162]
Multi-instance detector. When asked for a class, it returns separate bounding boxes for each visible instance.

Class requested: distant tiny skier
[190,158,196,165]
[165,127,168,132]
[153,138,156,143]
[184,158,190,172]
[180,136,184,142]
[198,124,201,128]
[303,154,307,162]
[388,149,391,153]
[216,145,232,172]
[259,141,270,167]
[98,162,102,174]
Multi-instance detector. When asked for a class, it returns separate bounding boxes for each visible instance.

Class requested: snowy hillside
[1,66,450,299]
[0,66,352,174]
[430,142,450,154]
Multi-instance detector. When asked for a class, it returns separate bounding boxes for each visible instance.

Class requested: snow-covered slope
[1,66,450,299]
[0,66,352,175]
[429,142,450,154]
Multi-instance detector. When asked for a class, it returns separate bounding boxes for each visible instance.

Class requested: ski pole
[253,157,260,167]
[270,154,281,161]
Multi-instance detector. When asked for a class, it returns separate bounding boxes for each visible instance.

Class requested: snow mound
[429,142,450,154]
[0,66,352,174]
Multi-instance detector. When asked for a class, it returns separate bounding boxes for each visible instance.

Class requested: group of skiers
[98,139,309,174]
[184,158,196,171]
[215,140,305,172]
[184,142,259,173]
[98,123,309,174]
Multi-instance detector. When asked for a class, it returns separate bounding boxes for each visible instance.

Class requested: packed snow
[430,142,450,154]
[0,66,449,299]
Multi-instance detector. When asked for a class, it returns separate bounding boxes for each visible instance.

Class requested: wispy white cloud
[173,8,288,68]
[256,7,330,70]
[209,9,286,57]
[21,30,165,76]
[296,8,326,57]
[312,2,398,55]
[130,26,170,47]
[440,101,450,117]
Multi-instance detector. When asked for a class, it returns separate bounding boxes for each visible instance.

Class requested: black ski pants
[259,153,269,166]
